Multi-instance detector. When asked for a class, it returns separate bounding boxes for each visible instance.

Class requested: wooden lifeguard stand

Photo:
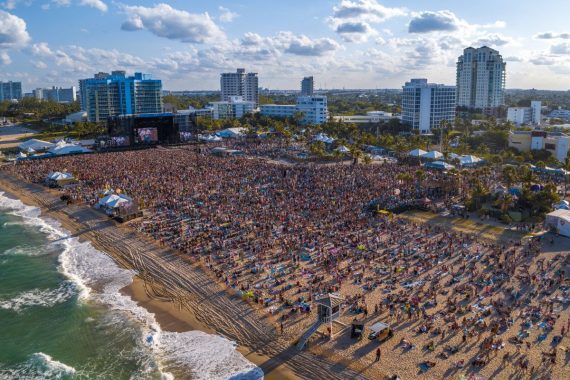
[315,293,345,336]
[296,293,345,350]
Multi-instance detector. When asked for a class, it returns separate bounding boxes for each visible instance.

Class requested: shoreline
[0,173,361,380]
[120,277,298,380]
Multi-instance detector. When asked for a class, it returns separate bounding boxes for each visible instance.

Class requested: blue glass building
[79,71,162,122]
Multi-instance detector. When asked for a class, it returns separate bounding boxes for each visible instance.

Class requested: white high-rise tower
[456,46,506,110]
[220,69,259,108]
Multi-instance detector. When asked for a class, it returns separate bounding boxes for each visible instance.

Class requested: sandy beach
[0,171,364,380]
[1,145,569,380]
[0,125,36,150]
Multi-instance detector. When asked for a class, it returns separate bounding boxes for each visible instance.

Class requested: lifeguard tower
[296,293,345,350]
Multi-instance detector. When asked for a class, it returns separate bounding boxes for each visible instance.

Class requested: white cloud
[79,0,107,12]
[535,32,570,40]
[285,34,341,56]
[218,6,238,23]
[0,50,10,64]
[0,10,30,48]
[332,0,406,23]
[121,3,225,44]
[335,21,377,42]
[551,42,570,55]
[328,0,405,43]
[408,10,464,33]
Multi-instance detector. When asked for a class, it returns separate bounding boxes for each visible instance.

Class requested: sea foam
[0,191,264,380]
[0,281,76,312]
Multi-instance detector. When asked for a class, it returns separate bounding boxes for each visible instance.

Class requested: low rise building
[507,101,541,126]
[260,95,328,125]
[549,109,570,121]
[508,130,570,162]
[207,96,255,120]
[332,111,396,124]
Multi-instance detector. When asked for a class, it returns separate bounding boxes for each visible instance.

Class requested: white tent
[47,172,74,181]
[97,193,133,209]
[199,134,223,142]
[448,153,461,160]
[408,149,427,157]
[18,139,55,152]
[314,133,335,144]
[335,145,350,153]
[48,141,92,156]
[421,150,444,160]
[545,209,570,237]
[459,155,483,166]
[216,128,246,138]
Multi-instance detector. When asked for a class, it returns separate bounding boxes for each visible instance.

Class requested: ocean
[0,191,263,380]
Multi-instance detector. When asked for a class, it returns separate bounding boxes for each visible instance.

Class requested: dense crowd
[2,142,569,378]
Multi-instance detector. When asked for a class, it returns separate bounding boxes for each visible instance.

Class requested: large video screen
[135,128,158,144]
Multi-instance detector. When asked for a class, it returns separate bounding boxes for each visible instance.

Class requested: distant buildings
[507,101,541,126]
[79,71,163,122]
[208,96,256,120]
[220,68,259,107]
[260,95,329,125]
[0,81,22,101]
[456,47,506,110]
[401,79,456,134]
[333,111,397,124]
[33,86,77,103]
[508,130,569,163]
[301,76,314,96]
[549,109,570,121]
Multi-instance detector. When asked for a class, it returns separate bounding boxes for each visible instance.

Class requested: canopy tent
[97,193,133,210]
[458,155,483,167]
[47,172,74,181]
[26,147,36,154]
[199,134,223,142]
[16,152,27,160]
[555,200,570,210]
[545,209,570,237]
[408,149,427,157]
[425,160,455,170]
[421,150,444,160]
[48,141,92,156]
[314,133,335,144]
[448,152,461,160]
[216,127,246,138]
[18,139,55,152]
[335,145,350,153]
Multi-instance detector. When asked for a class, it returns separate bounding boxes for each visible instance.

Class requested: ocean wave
[0,281,77,312]
[1,242,60,257]
[0,191,263,380]
[0,352,76,380]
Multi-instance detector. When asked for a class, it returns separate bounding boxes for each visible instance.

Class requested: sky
[1,0,570,91]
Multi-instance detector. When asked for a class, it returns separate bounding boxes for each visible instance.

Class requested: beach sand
[122,277,299,380]
[0,173,359,380]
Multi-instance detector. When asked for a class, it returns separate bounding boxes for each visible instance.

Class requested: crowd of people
[2,140,569,378]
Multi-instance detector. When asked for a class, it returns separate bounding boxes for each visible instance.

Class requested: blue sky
[1,0,570,91]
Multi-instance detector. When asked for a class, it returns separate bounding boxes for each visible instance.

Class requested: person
[375,347,381,362]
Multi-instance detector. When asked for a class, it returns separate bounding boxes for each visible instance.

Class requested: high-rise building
[260,95,328,125]
[220,69,259,107]
[0,81,22,101]
[456,46,506,110]
[33,86,77,103]
[79,71,162,122]
[301,76,314,96]
[402,79,456,135]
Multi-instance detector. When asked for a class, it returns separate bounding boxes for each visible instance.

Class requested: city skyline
[1,0,570,90]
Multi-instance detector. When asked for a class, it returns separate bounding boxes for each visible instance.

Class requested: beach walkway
[0,172,368,380]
